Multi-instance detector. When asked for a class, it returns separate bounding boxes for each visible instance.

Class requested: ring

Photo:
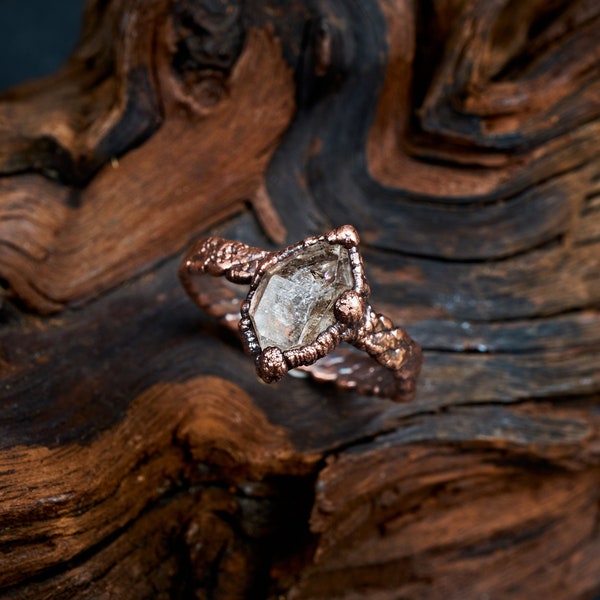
[179,225,423,401]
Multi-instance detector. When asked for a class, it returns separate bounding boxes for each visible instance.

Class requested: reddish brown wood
[0,16,293,313]
[0,0,599,598]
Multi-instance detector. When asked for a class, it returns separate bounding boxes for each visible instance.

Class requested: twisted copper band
[179,226,422,401]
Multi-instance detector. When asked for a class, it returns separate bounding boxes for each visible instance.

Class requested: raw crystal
[249,241,353,351]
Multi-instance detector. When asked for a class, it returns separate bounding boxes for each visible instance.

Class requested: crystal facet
[249,241,353,351]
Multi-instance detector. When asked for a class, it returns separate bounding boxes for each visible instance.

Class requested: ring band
[179,225,423,401]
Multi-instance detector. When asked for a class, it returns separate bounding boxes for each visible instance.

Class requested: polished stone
[249,241,353,350]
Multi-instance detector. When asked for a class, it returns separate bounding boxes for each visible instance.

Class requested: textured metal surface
[179,225,422,401]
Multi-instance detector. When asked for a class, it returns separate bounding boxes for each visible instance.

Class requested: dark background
[0,0,84,92]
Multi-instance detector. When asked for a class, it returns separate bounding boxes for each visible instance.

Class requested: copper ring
[179,225,423,401]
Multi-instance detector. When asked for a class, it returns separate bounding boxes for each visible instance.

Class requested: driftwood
[1,0,599,598]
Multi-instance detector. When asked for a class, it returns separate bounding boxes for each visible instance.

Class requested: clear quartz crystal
[249,241,353,351]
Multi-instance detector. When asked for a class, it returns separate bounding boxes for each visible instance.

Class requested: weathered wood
[1,0,599,598]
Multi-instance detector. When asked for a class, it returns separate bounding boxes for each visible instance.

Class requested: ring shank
[179,237,269,324]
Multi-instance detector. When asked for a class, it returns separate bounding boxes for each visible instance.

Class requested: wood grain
[0,0,599,597]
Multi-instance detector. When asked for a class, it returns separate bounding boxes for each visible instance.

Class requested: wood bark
[1,0,599,598]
